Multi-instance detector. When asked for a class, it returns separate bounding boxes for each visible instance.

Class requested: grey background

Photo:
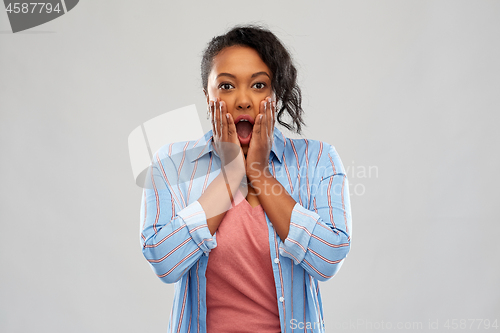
[1,1,499,332]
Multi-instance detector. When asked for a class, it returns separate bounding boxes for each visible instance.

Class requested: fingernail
[226,114,229,119]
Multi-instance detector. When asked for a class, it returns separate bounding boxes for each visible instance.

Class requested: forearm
[198,165,245,235]
[249,168,296,241]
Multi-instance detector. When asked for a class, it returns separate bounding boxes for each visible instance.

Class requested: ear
[203,89,209,104]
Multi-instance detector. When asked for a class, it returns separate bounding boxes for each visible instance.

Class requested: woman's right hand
[209,98,245,172]
[209,98,247,206]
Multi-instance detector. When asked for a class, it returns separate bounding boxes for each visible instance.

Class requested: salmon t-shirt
[206,191,281,333]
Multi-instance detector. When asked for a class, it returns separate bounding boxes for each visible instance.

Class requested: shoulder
[282,136,323,157]
[154,139,192,157]
[282,136,346,176]
[153,133,209,164]
[320,142,346,177]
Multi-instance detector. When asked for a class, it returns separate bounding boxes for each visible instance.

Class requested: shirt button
[279,297,284,302]
[274,258,280,264]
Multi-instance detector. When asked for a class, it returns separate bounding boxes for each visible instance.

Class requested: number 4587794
[6,2,62,14]
[443,319,498,330]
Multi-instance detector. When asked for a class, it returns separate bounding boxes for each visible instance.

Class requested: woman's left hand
[246,96,275,182]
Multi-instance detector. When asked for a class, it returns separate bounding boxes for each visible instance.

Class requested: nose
[236,90,251,111]
[237,102,251,110]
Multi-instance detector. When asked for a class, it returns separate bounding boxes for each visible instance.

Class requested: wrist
[247,164,272,184]
[220,166,245,185]
[222,152,246,180]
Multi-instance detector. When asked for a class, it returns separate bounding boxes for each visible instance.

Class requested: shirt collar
[188,126,286,164]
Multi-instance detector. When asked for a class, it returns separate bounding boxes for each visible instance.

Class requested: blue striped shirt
[140,126,352,333]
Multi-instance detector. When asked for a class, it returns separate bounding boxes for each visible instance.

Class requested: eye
[218,82,234,90]
[253,82,266,89]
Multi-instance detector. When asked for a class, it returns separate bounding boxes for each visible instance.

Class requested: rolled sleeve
[280,203,320,264]
[177,200,217,253]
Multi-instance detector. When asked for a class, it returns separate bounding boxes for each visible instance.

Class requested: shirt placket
[267,214,287,333]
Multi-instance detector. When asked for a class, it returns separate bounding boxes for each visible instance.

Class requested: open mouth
[234,115,254,145]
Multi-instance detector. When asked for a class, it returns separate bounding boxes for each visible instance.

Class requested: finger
[210,100,216,138]
[267,97,272,138]
[269,97,274,141]
[220,100,227,140]
[219,100,225,141]
[272,99,276,130]
[258,98,266,139]
[262,98,269,139]
[263,97,272,140]
[271,98,276,144]
[224,102,237,141]
[218,98,224,139]
[215,97,221,139]
[255,112,264,140]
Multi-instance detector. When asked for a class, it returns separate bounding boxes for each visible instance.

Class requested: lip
[234,114,255,125]
[234,114,254,145]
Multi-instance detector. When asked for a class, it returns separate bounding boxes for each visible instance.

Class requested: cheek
[207,87,218,99]
[218,96,234,109]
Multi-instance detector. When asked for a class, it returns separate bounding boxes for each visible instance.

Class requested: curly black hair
[200,24,305,134]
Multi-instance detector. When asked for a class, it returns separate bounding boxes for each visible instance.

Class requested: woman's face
[204,45,274,153]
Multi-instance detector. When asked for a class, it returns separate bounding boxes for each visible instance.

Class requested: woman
[140,24,352,333]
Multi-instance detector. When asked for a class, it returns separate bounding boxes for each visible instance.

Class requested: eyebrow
[216,71,271,80]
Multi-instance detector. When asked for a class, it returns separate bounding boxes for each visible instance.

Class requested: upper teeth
[240,119,249,122]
